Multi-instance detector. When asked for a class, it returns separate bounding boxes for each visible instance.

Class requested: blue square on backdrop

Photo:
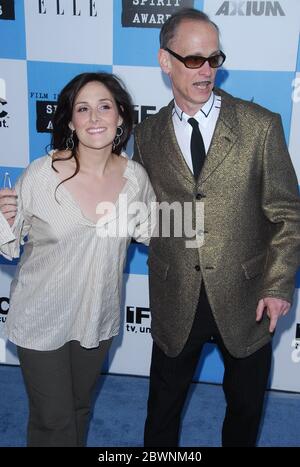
[194,0,205,11]
[124,243,149,276]
[113,0,160,67]
[113,0,203,66]
[0,0,26,59]
[193,344,224,384]
[217,70,294,142]
[0,166,24,186]
[27,61,112,161]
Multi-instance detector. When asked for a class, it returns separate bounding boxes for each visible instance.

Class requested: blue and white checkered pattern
[0,0,299,390]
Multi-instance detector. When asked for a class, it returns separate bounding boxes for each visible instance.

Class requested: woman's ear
[68,122,75,131]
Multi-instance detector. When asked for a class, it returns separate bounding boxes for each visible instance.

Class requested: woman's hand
[0,188,17,226]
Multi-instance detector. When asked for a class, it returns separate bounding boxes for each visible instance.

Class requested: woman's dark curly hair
[50,71,134,188]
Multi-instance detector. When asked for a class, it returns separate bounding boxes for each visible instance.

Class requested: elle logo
[38,0,98,17]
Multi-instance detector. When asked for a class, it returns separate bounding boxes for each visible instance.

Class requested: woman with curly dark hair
[0,72,155,446]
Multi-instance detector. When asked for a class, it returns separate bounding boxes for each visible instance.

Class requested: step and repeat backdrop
[0,0,299,391]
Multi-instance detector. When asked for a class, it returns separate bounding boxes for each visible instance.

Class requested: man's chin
[192,89,213,104]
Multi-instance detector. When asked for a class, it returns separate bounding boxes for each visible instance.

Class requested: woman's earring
[65,130,75,151]
[112,126,124,151]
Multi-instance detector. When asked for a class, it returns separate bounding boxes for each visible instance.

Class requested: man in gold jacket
[133,8,300,447]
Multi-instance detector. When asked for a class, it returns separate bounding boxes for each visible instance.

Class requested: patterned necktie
[188,117,206,180]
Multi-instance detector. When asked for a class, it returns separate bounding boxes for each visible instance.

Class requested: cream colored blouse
[0,155,155,350]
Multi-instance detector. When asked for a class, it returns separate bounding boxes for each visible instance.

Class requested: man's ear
[158,48,171,75]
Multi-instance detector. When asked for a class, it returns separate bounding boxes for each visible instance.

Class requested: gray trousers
[17,339,112,447]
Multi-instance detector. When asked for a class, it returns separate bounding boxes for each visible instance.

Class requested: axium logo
[216,1,285,16]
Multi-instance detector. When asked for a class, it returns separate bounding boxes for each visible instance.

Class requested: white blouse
[0,155,156,351]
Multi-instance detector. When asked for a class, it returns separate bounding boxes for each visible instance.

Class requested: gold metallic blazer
[134,89,300,358]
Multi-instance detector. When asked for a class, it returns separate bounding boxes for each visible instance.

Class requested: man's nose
[198,59,212,74]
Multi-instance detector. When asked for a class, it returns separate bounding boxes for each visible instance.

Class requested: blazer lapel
[162,102,195,187]
[199,91,238,184]
[160,94,239,186]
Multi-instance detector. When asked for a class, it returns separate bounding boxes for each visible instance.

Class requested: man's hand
[256,297,291,333]
[0,188,17,226]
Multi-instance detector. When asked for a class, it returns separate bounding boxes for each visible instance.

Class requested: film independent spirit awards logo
[36,99,57,133]
[0,0,15,20]
[121,0,193,28]
[121,0,286,26]
[30,88,59,133]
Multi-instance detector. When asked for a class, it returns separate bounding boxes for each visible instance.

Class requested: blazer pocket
[147,250,169,280]
[241,251,266,280]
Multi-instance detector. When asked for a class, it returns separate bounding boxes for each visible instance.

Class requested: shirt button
[195,265,200,271]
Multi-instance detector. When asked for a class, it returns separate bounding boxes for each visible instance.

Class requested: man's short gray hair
[159,8,219,49]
